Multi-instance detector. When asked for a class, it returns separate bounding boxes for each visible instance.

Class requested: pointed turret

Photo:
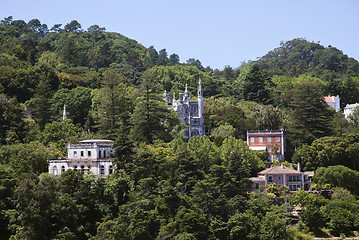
[62,104,67,121]
[172,92,176,105]
[197,77,203,97]
[183,84,191,102]
[163,90,171,104]
[197,76,203,119]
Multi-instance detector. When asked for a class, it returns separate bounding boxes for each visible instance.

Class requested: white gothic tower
[165,77,204,139]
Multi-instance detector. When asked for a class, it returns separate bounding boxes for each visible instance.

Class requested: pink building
[247,130,286,161]
[249,164,313,192]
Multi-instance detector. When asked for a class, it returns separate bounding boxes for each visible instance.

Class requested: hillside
[1,17,359,239]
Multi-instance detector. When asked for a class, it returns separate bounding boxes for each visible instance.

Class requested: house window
[268,147,272,153]
[276,137,280,142]
[191,129,199,137]
[267,137,271,143]
[277,147,280,153]
[88,151,91,157]
[277,176,282,180]
[88,165,91,172]
[104,151,106,158]
[81,151,84,157]
[255,183,260,189]
[250,137,254,143]
[74,151,77,158]
[99,151,102,158]
[53,166,58,174]
[81,165,85,173]
[61,166,65,173]
[100,165,105,176]
[268,175,273,182]
[73,165,78,171]
[259,137,263,143]
[109,165,113,174]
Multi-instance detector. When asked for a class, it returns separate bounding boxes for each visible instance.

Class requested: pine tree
[94,69,132,139]
[31,77,53,129]
[130,71,180,144]
[288,81,334,147]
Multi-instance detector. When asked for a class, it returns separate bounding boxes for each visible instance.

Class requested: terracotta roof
[258,165,302,175]
[324,96,335,103]
[249,176,265,182]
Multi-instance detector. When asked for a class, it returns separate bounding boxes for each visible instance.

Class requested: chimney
[297,163,301,172]
[290,163,293,169]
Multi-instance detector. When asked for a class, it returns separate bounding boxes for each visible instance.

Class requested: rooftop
[344,103,359,109]
[258,165,301,175]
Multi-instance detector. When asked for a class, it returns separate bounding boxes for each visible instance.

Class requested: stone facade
[164,78,204,139]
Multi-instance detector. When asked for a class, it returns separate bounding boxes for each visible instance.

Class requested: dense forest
[1,16,359,239]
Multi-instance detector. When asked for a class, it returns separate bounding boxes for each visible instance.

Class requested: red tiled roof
[258,165,301,175]
[324,96,335,103]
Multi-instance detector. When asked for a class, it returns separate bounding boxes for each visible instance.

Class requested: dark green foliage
[130,70,180,143]
[287,81,334,148]
[313,165,359,195]
[2,16,359,239]
[0,95,27,145]
[258,38,359,78]
[293,135,359,171]
[237,64,272,104]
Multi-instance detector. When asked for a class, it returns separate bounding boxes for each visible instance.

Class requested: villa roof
[344,103,359,109]
[258,165,302,175]
[249,176,265,182]
[324,96,336,103]
[79,139,114,143]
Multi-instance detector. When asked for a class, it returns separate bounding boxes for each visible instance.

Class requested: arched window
[53,166,58,174]
[191,129,199,137]
[100,165,105,176]
[74,165,78,171]
[61,166,65,173]
[109,165,113,174]
[81,165,85,173]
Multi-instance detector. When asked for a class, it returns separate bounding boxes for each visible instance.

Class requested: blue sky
[1,0,358,70]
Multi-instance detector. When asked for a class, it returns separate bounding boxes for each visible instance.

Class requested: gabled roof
[258,165,301,175]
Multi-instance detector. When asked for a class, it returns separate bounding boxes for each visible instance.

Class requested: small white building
[48,139,114,177]
[344,103,359,121]
[324,95,340,112]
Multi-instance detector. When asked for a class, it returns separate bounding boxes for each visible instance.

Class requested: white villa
[344,103,359,121]
[48,139,114,177]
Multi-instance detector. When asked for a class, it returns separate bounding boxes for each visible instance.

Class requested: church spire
[198,76,203,97]
[184,83,190,102]
[197,76,203,119]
